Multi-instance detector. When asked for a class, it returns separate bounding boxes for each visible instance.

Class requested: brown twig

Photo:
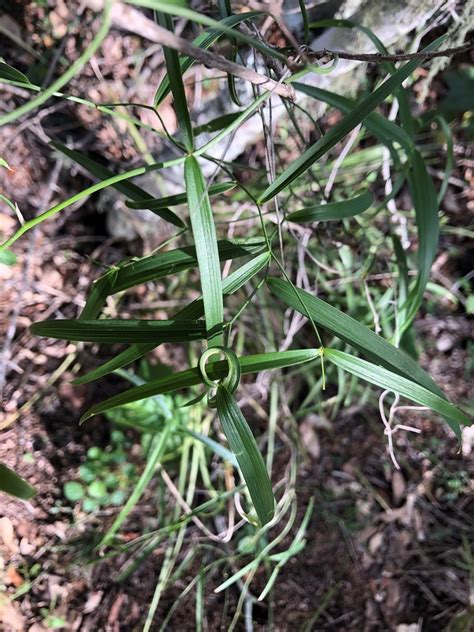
[304,40,473,65]
[85,0,294,99]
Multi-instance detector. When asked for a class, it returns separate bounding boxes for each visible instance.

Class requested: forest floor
[0,2,473,631]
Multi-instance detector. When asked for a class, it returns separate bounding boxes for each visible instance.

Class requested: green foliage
[1,5,471,625]
[0,463,36,500]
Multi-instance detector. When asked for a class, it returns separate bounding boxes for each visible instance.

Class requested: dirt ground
[1,2,473,631]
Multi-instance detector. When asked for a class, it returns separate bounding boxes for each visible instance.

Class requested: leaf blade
[325,349,470,437]
[80,348,320,421]
[216,385,275,526]
[259,53,435,203]
[0,463,36,500]
[287,190,373,223]
[267,277,445,398]
[185,155,223,345]
[30,319,206,343]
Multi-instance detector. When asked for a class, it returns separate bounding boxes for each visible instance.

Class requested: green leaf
[184,429,238,467]
[88,480,108,499]
[155,11,194,151]
[185,155,223,345]
[194,112,243,136]
[267,277,445,398]
[402,149,440,332]
[100,419,176,545]
[154,11,263,106]
[287,190,373,223]
[126,181,236,210]
[216,385,275,526]
[0,62,31,85]
[79,237,266,320]
[80,348,320,421]
[324,349,471,437]
[73,252,270,385]
[63,481,85,502]
[0,249,17,266]
[0,463,36,500]
[259,49,438,203]
[30,319,206,343]
[293,83,413,153]
[51,141,185,228]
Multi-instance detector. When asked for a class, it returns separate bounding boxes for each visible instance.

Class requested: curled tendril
[198,346,241,408]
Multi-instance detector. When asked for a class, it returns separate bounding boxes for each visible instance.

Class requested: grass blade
[100,418,176,545]
[267,277,445,398]
[194,112,242,136]
[155,11,194,151]
[402,149,439,332]
[325,349,471,437]
[185,155,223,345]
[287,190,373,223]
[126,181,236,210]
[0,1,112,127]
[0,463,36,500]
[259,44,441,203]
[30,319,206,343]
[0,156,187,251]
[216,385,275,526]
[52,141,185,228]
[72,343,157,385]
[80,349,320,421]
[293,83,413,152]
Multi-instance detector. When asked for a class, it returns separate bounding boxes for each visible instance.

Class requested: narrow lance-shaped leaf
[79,237,265,320]
[324,349,471,438]
[81,348,321,421]
[402,148,439,332]
[216,385,275,526]
[51,141,185,228]
[126,181,236,210]
[293,82,413,154]
[30,319,206,343]
[287,190,373,223]
[194,112,243,136]
[73,252,270,385]
[185,155,223,346]
[155,11,194,151]
[259,40,442,203]
[0,62,31,85]
[0,463,36,500]
[267,277,445,398]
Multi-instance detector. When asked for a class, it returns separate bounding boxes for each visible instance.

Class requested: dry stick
[152,21,295,99]
[303,40,473,65]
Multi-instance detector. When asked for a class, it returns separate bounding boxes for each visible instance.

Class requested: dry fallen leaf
[6,566,24,588]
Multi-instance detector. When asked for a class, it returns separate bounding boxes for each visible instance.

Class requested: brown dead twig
[84,0,295,99]
[84,1,471,101]
[303,40,473,65]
